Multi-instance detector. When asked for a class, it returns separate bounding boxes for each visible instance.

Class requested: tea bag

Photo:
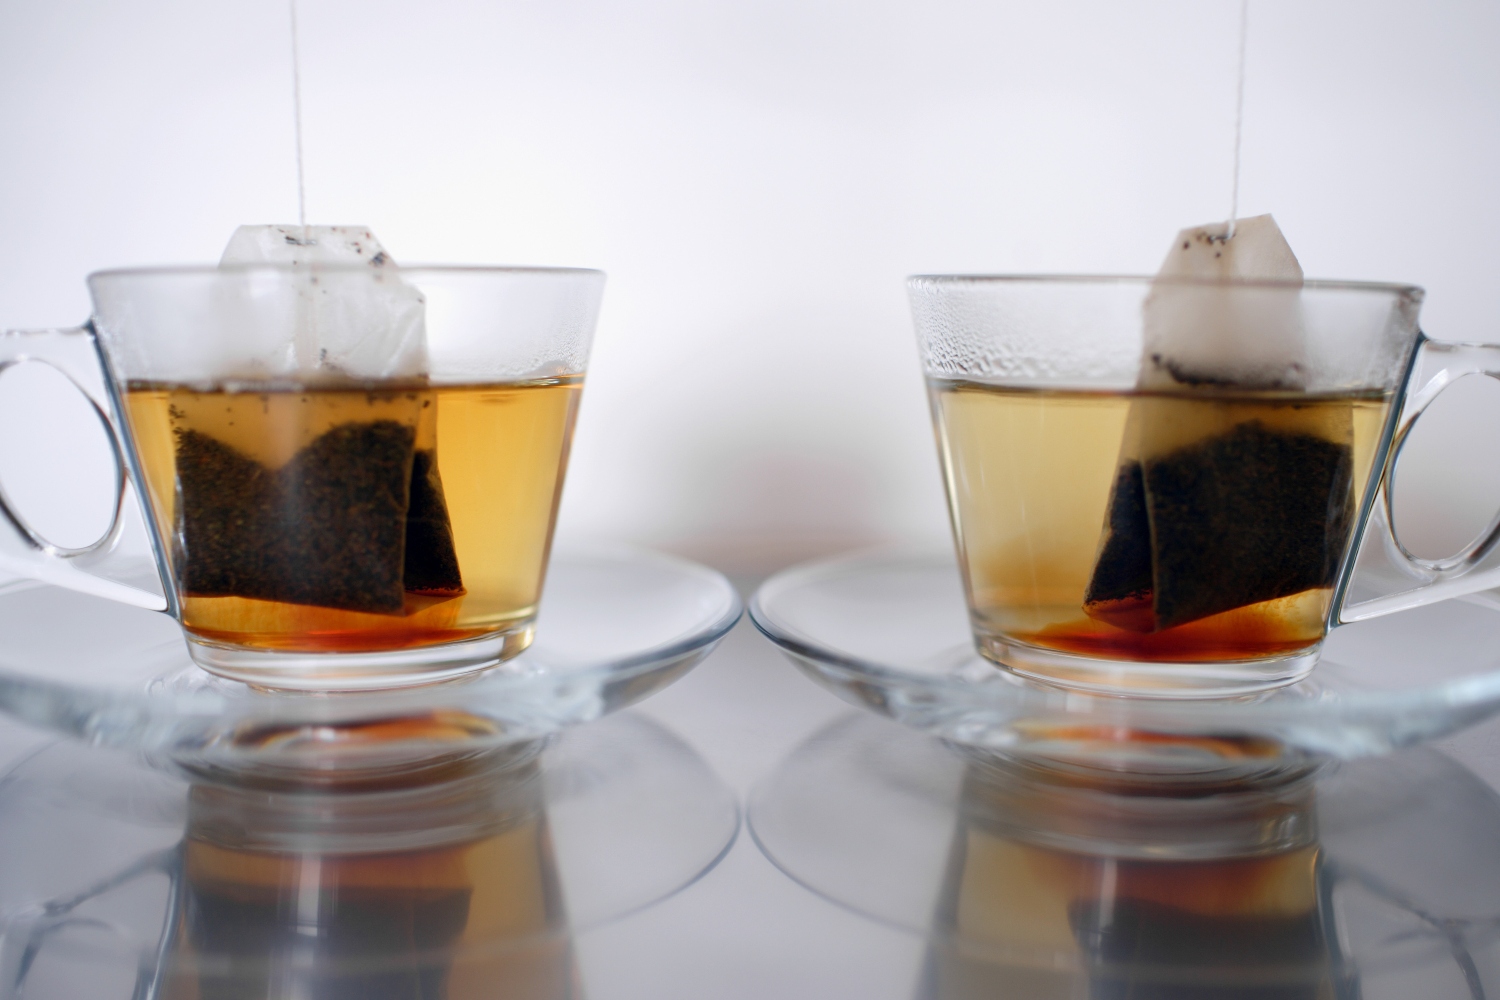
[1083,216,1355,632]
[175,226,463,613]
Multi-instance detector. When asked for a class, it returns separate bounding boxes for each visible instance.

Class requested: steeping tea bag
[173,226,463,615]
[1083,216,1355,632]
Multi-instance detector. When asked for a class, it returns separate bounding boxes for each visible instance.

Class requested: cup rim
[906,273,1425,299]
[88,262,605,281]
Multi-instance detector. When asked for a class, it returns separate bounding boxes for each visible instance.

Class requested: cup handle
[1339,338,1500,624]
[0,326,167,611]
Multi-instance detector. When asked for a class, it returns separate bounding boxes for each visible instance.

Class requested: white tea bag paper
[219,224,427,382]
[1139,214,1305,390]
[1083,216,1356,633]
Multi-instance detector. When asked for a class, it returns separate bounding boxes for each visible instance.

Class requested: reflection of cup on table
[923,755,1344,1000]
[911,273,1500,696]
[160,750,574,1000]
[0,250,603,689]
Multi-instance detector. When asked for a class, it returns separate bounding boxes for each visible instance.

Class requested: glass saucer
[750,712,1500,996]
[0,711,739,999]
[0,548,741,773]
[750,549,1500,769]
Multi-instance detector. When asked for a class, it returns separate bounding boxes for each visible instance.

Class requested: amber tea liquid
[124,378,580,655]
[929,380,1393,675]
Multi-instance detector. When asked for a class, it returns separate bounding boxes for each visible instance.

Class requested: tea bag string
[286,0,318,369]
[288,0,308,234]
[1226,0,1249,240]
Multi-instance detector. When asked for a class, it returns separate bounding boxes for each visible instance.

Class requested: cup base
[977,634,1319,699]
[184,624,534,692]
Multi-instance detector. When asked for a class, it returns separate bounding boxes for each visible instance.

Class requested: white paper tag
[219,225,428,383]
[1139,214,1305,391]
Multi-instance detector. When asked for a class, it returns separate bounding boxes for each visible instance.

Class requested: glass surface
[750,712,1500,997]
[88,265,604,687]
[910,276,1424,695]
[0,548,740,775]
[750,548,1500,769]
[0,711,738,1000]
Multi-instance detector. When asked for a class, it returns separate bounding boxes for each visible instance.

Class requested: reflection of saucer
[750,712,1500,997]
[750,549,1500,768]
[0,548,740,773]
[0,711,738,999]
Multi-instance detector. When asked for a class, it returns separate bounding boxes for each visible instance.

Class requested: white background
[6,6,1500,997]
[4,0,1500,570]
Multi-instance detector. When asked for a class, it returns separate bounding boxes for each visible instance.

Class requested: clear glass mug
[910,275,1500,697]
[0,264,603,690]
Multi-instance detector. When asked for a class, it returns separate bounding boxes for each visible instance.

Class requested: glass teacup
[0,264,603,690]
[910,275,1500,696]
